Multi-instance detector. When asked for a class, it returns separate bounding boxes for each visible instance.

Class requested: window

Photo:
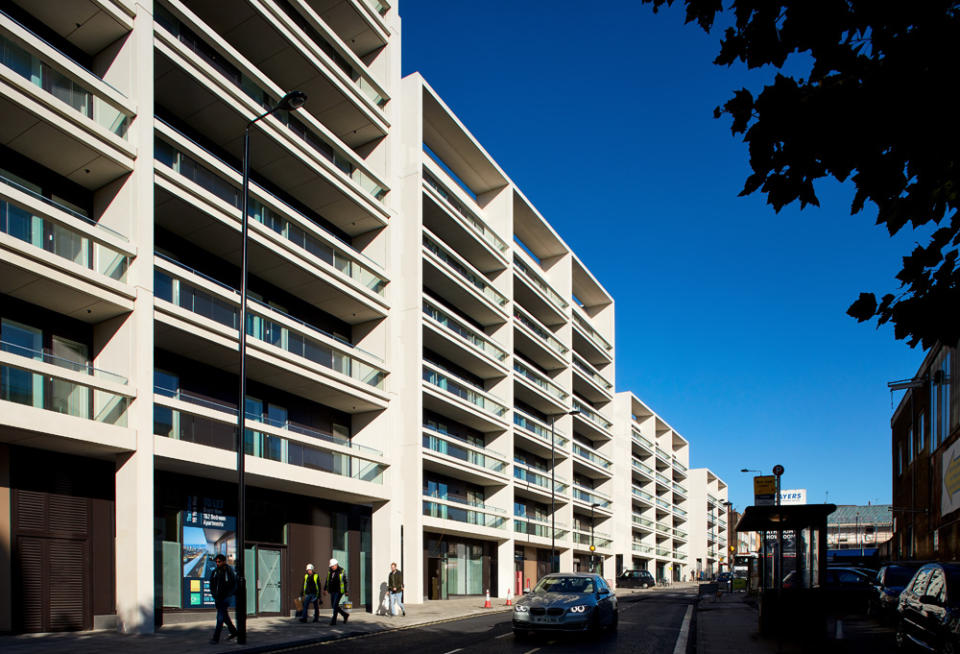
[908,426,914,462]
[898,442,903,476]
[919,411,926,452]
[911,567,932,595]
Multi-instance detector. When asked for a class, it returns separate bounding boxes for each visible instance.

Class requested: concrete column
[0,444,10,632]
[496,539,513,599]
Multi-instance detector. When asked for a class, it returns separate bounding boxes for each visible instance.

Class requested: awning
[735,504,837,532]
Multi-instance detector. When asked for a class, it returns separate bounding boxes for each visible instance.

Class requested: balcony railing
[572,442,612,470]
[1,341,129,425]
[513,462,568,494]
[423,233,507,307]
[422,362,507,418]
[423,171,507,254]
[655,522,671,535]
[632,514,654,529]
[513,255,567,312]
[514,306,567,356]
[572,354,613,391]
[632,542,654,554]
[673,482,687,496]
[572,399,613,431]
[154,5,386,202]
[422,497,507,529]
[674,506,688,517]
[673,528,688,539]
[572,485,611,508]
[632,486,654,503]
[655,472,672,485]
[655,497,671,510]
[1,178,130,281]
[0,28,131,137]
[631,429,654,452]
[675,552,687,560]
[514,359,568,402]
[572,311,612,353]
[513,409,569,448]
[573,531,611,548]
[154,264,386,389]
[514,515,567,539]
[422,424,508,474]
[673,458,688,472]
[155,138,386,295]
[708,494,720,506]
[655,447,671,464]
[656,547,672,557]
[632,458,654,477]
[423,299,507,362]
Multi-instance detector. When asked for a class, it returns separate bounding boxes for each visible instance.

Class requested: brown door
[16,536,88,632]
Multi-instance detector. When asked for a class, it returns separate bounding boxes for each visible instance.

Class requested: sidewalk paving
[0,587,659,654]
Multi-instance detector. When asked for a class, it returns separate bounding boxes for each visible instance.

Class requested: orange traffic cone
[504,588,513,606]
[483,589,492,608]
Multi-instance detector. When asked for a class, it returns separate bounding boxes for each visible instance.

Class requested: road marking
[522,648,540,654]
[672,605,693,654]
[495,632,512,639]
[441,649,463,654]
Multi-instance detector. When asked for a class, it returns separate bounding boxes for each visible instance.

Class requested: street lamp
[589,502,599,573]
[551,409,580,573]
[740,468,761,474]
[235,89,307,645]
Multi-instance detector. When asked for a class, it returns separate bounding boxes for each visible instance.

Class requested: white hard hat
[329,558,338,567]
[306,563,314,570]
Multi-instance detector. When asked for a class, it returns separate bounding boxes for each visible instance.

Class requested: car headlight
[514,605,529,613]
[569,605,588,613]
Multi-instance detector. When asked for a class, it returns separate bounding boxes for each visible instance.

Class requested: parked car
[617,569,655,589]
[896,562,960,652]
[868,562,927,623]
[824,566,875,614]
[513,573,618,637]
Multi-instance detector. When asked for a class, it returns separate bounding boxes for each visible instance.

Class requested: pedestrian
[208,553,237,644]
[324,558,349,625]
[387,562,405,617]
[299,563,321,623]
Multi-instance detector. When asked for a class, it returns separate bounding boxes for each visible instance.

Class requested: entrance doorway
[257,548,282,614]
[427,557,447,599]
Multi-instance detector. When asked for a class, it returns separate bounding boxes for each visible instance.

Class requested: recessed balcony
[514,515,568,544]
[513,255,567,327]
[12,0,134,56]
[513,305,567,372]
[421,424,510,487]
[572,530,611,552]
[0,174,135,322]
[301,0,390,59]
[632,542,654,556]
[422,230,508,327]
[572,398,613,440]
[632,513,654,534]
[0,14,136,189]
[422,297,508,380]
[422,495,508,540]
[631,428,654,457]
[513,408,569,460]
[421,361,508,432]
[632,485,654,508]
[513,461,568,505]
[571,310,613,366]
[572,353,612,404]
[572,485,612,515]
[572,441,613,479]
[513,356,568,414]
[631,457,654,483]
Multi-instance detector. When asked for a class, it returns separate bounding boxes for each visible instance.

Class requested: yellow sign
[754,476,776,494]
[946,455,960,497]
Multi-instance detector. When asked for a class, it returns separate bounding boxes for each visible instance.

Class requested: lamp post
[589,502,598,573]
[235,90,307,645]
[551,409,580,573]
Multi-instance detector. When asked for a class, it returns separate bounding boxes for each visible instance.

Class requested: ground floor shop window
[445,543,483,595]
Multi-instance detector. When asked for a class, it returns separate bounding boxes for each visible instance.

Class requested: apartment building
[0,0,706,635]
[686,468,729,578]
[611,392,690,582]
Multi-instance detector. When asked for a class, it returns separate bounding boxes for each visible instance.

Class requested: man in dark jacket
[299,563,321,623]
[324,558,349,625]
[209,553,237,644]
[388,562,405,616]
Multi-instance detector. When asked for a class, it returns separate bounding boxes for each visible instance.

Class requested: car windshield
[534,576,595,594]
[885,566,919,586]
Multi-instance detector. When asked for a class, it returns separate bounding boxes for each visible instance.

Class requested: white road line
[441,649,463,654]
[495,632,513,639]
[672,605,693,654]
[522,648,540,654]
[836,619,844,639]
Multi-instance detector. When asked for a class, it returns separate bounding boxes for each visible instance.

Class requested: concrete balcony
[514,515,568,545]
[421,425,510,487]
[422,296,508,380]
[572,485,612,516]
[158,0,388,149]
[421,361,508,432]
[153,256,389,413]
[423,230,508,327]
[513,356,568,415]
[21,0,135,56]
[572,398,613,441]
[572,353,612,404]
[631,458,654,483]
[572,440,613,480]
[631,428,655,456]
[0,174,135,322]
[0,13,136,189]
[632,542,654,556]
[423,165,508,274]
[513,254,567,327]
[513,305,567,372]
[631,485,654,509]
[513,409,569,461]
[153,394,390,504]
[513,462,568,506]
[301,0,390,59]
[572,530,611,552]
[632,513,654,534]
[154,126,389,324]
[0,340,134,454]
[422,495,508,541]
[571,310,613,367]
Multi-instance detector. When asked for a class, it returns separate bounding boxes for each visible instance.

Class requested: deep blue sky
[399,1,925,510]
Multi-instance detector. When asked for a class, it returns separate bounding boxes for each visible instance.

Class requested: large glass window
[445,542,483,596]
[0,319,43,407]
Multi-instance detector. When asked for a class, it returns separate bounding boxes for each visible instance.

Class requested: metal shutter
[16,536,44,632]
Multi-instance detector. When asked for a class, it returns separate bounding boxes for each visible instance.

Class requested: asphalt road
[295,587,697,654]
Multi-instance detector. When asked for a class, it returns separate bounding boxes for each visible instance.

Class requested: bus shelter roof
[735,504,836,533]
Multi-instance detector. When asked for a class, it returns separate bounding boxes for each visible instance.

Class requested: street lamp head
[740,468,761,473]
[278,90,308,111]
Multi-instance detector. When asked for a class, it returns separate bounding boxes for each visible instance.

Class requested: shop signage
[754,475,776,506]
[780,489,806,505]
[181,508,236,608]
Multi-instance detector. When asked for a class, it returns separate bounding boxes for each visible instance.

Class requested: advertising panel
[181,510,236,608]
[754,475,776,506]
[942,439,960,516]
[780,489,807,505]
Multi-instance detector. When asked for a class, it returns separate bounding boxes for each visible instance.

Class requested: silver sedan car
[512,573,618,636]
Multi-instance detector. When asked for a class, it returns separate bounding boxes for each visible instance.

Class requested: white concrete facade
[686,468,730,578]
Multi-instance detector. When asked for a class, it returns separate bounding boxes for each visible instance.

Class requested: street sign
[773,464,784,476]
[754,475,776,506]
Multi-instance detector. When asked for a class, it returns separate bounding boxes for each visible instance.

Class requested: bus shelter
[736,503,836,638]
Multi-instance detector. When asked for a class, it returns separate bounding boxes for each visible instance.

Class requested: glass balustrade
[422,364,507,417]
[572,355,613,391]
[154,267,385,388]
[423,171,507,253]
[632,514,654,529]
[632,458,653,476]
[1,186,130,281]
[572,485,610,508]
[674,506,688,517]
[513,255,567,311]
[423,234,507,307]
[656,547,672,557]
[513,359,567,401]
[572,442,612,470]
[631,429,654,450]
[572,399,613,431]
[423,301,507,361]
[673,482,687,495]
[655,497,671,510]
[656,472,672,485]
[513,307,567,355]
[572,312,612,352]
[513,410,569,448]
[155,138,386,295]
[0,31,131,137]
[632,487,654,502]
[573,531,611,548]
[673,528,687,539]
[513,464,567,493]
[421,425,507,473]
[363,0,388,17]
[422,500,506,529]
[655,522,671,534]
[655,447,671,463]
[632,543,654,554]
[673,458,688,472]
[154,6,387,202]
[514,517,567,539]
[675,552,687,560]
